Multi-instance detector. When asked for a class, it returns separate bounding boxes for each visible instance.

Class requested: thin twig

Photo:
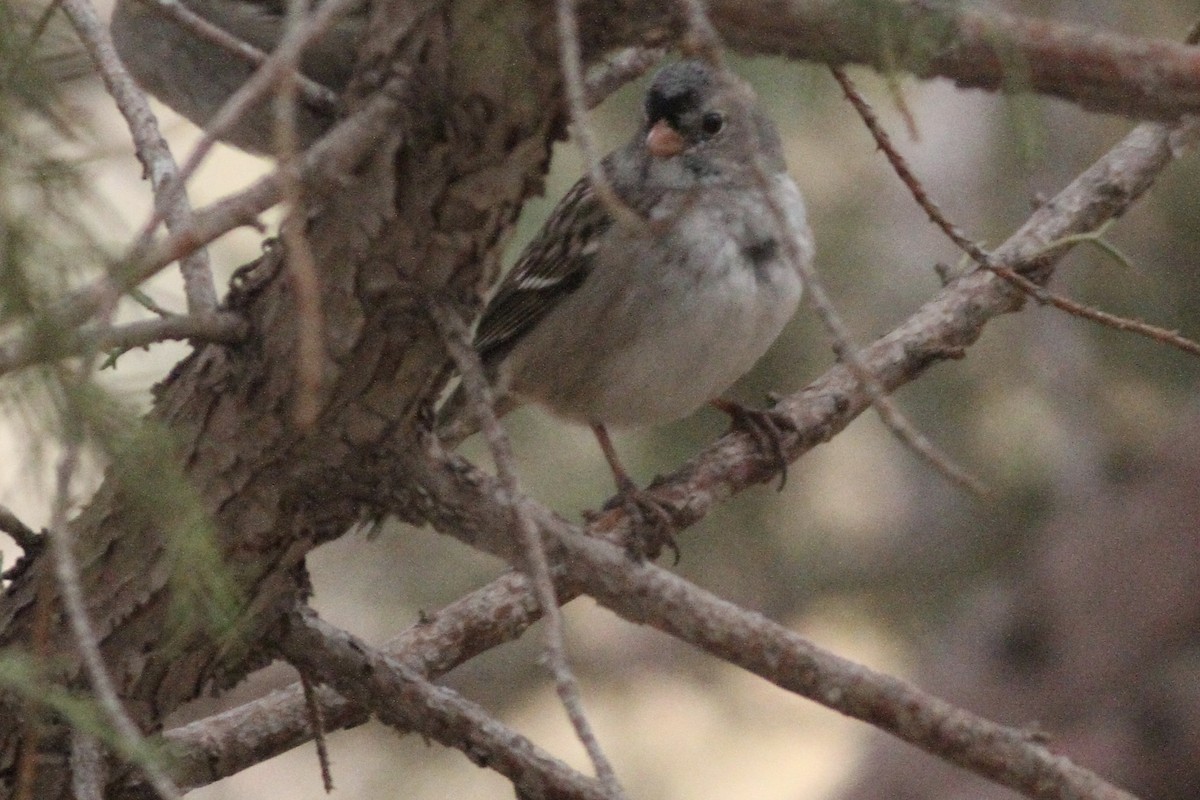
[830,65,1200,361]
[120,0,369,267]
[792,228,990,496]
[0,312,247,378]
[430,303,627,799]
[48,370,184,799]
[555,0,641,228]
[61,0,218,313]
[274,0,325,428]
[0,505,41,554]
[170,0,364,188]
[582,46,666,108]
[993,263,1200,357]
[0,81,403,383]
[298,670,334,793]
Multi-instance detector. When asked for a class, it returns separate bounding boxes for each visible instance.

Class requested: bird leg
[710,398,795,491]
[591,423,680,562]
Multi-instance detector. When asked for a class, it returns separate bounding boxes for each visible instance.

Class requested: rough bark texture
[0,3,571,794]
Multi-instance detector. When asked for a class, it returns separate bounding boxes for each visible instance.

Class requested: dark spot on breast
[743,238,778,280]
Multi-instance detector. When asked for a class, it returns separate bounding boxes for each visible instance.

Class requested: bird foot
[599,482,680,563]
[712,398,795,491]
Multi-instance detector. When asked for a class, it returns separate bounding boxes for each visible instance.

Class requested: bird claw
[713,399,795,491]
[601,484,680,563]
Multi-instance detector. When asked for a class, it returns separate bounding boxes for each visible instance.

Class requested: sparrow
[439,59,814,556]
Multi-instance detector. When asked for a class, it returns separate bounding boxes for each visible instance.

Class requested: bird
[109,0,363,154]
[439,58,814,557]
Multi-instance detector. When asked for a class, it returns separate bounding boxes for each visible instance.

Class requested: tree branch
[61,0,217,312]
[131,572,538,794]
[559,530,1137,800]
[0,80,404,383]
[702,0,1200,121]
[0,312,247,378]
[278,607,613,800]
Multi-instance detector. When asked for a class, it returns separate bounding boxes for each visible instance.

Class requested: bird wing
[473,175,613,363]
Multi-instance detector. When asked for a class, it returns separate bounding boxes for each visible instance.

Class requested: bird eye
[700,111,725,136]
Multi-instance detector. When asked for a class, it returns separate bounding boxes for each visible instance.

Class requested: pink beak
[646,119,686,158]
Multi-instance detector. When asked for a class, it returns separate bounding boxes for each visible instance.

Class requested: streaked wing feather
[474,176,612,362]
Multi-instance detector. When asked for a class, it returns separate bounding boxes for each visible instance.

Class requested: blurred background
[2,1,1199,798]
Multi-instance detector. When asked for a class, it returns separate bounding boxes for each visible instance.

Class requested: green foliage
[0,0,242,654]
[61,379,244,641]
[0,650,175,770]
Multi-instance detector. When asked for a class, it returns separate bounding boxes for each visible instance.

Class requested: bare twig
[0,82,403,383]
[170,0,365,188]
[801,252,991,496]
[274,0,325,428]
[280,608,613,800]
[555,0,640,228]
[0,311,247,378]
[298,670,334,793]
[0,505,41,554]
[582,45,666,107]
[992,262,1200,357]
[830,65,1200,360]
[60,0,217,313]
[430,303,626,799]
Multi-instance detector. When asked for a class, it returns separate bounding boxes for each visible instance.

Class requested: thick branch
[131,572,534,794]
[560,532,1135,800]
[704,0,1200,120]
[279,608,611,800]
